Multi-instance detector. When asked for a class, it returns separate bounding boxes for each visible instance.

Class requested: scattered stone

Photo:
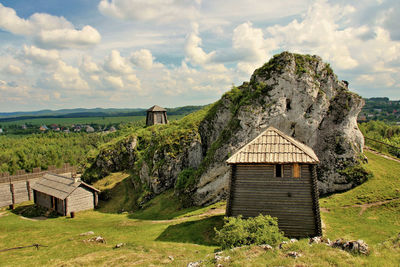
[168,256,174,261]
[309,236,331,245]
[114,243,125,249]
[287,251,302,258]
[216,264,223,267]
[187,261,201,267]
[289,238,298,243]
[87,236,106,244]
[214,254,223,261]
[258,244,273,250]
[332,239,369,255]
[279,241,288,249]
[215,253,230,262]
[79,231,94,236]
[230,246,245,251]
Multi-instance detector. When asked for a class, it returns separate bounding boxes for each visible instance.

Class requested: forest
[0,126,140,175]
[359,120,400,157]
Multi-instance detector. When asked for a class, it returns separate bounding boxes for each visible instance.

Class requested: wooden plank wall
[0,164,76,208]
[229,164,318,237]
[35,191,52,209]
[67,186,94,213]
[0,183,12,207]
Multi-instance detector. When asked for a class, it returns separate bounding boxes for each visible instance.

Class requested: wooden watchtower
[226,126,322,237]
[146,105,168,126]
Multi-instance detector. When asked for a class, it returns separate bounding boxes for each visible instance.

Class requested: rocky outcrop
[193,52,365,204]
[86,52,366,207]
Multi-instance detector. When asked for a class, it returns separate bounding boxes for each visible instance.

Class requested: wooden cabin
[146,105,168,126]
[226,127,322,237]
[31,173,99,216]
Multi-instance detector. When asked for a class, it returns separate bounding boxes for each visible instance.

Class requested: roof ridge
[268,127,319,162]
[226,126,319,164]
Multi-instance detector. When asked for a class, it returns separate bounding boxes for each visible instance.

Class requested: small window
[293,164,300,178]
[275,164,282,177]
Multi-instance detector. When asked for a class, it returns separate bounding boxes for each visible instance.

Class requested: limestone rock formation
[193,52,365,204]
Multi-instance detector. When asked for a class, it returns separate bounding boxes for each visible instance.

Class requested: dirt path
[321,198,400,215]
[352,199,400,215]
[365,147,400,163]
[149,208,225,224]
[20,216,47,221]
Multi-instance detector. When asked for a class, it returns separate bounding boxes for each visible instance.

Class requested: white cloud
[232,22,275,74]
[125,74,141,89]
[39,61,89,93]
[130,49,153,70]
[104,50,133,74]
[4,64,23,75]
[98,0,200,22]
[23,45,60,65]
[80,56,101,73]
[265,0,359,70]
[184,22,216,65]
[35,25,101,49]
[0,3,101,49]
[104,75,124,89]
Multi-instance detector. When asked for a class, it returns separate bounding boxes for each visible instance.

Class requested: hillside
[84,51,367,207]
[0,151,399,266]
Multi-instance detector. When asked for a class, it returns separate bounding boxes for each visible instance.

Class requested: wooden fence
[364,136,400,158]
[0,164,76,208]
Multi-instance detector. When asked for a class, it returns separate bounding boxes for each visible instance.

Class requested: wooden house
[226,127,322,237]
[146,105,168,126]
[31,173,99,216]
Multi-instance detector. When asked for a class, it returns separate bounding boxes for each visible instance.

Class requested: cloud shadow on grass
[155,215,224,246]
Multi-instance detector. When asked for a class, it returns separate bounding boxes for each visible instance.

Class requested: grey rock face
[193,52,364,204]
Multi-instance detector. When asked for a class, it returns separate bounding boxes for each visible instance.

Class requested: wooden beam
[310,165,322,236]
[9,183,15,209]
[226,165,236,216]
[27,181,31,201]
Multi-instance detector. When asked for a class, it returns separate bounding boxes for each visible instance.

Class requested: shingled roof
[226,127,319,164]
[31,173,99,200]
[147,105,167,112]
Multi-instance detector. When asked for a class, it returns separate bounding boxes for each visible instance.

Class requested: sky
[0,0,399,112]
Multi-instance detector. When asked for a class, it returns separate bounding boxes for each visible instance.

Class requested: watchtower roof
[226,127,319,164]
[147,105,167,112]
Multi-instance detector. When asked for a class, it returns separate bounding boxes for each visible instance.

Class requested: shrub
[214,214,286,249]
[340,164,373,185]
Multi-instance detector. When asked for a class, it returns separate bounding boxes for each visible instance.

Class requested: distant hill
[359,97,400,122]
[0,105,206,123]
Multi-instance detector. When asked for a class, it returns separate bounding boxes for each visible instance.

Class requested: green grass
[320,151,400,208]
[0,115,184,127]
[0,151,399,266]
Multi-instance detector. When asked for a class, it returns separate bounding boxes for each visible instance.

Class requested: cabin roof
[226,127,319,164]
[147,105,166,112]
[31,173,99,200]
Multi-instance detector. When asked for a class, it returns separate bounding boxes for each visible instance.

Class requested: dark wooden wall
[35,191,52,209]
[227,164,320,237]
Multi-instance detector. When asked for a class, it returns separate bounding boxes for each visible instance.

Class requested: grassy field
[0,115,184,127]
[0,151,399,266]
